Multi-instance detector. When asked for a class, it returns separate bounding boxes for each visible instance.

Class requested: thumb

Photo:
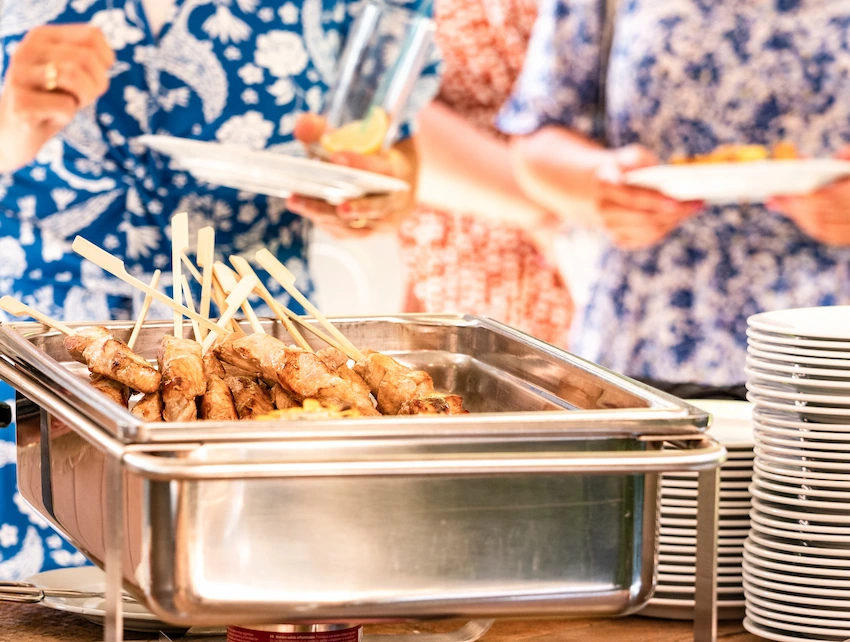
[293,113,327,144]
[614,144,660,172]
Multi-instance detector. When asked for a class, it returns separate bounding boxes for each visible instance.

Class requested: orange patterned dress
[398,0,574,346]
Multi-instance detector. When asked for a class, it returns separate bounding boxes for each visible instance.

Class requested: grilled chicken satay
[353,351,435,415]
[398,394,467,415]
[65,326,161,393]
[88,373,129,407]
[270,383,299,410]
[200,352,238,421]
[215,334,379,416]
[225,375,275,420]
[157,335,206,422]
[316,347,371,399]
[131,391,164,422]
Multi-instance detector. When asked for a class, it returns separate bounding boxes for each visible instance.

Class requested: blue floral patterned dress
[0,0,438,580]
[498,0,850,386]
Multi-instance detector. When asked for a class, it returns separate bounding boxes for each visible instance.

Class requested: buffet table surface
[0,603,762,642]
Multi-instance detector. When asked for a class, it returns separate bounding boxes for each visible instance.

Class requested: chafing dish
[0,314,725,642]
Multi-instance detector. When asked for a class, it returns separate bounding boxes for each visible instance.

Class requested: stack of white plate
[640,400,754,621]
[744,307,850,642]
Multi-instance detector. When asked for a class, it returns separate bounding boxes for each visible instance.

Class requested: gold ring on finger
[44,61,59,92]
[349,217,369,229]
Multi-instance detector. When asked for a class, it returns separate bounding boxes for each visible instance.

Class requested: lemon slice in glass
[320,107,390,155]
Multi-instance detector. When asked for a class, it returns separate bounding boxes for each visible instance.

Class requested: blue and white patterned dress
[498,0,850,386]
[0,0,438,580]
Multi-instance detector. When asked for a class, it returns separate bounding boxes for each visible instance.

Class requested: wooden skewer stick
[179,253,208,340]
[171,212,190,337]
[228,256,314,352]
[212,262,266,335]
[72,237,228,336]
[0,296,74,336]
[181,275,202,343]
[201,274,260,353]
[255,249,364,361]
[180,254,241,332]
[196,227,215,333]
[127,270,162,350]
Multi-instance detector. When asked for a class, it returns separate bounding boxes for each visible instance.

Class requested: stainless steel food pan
[0,315,724,631]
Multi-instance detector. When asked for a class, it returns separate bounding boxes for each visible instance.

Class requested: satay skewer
[255,249,364,361]
[0,296,74,335]
[182,253,243,333]
[197,227,215,335]
[229,256,314,352]
[181,275,202,343]
[171,212,190,337]
[200,274,260,353]
[212,262,266,335]
[72,237,228,336]
[127,270,161,350]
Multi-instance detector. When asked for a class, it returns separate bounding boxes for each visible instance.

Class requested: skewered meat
[131,391,164,422]
[271,383,299,410]
[353,351,434,415]
[316,347,371,399]
[226,376,275,420]
[89,374,129,407]
[398,394,467,415]
[200,352,238,421]
[215,334,379,416]
[157,335,205,422]
[65,326,160,393]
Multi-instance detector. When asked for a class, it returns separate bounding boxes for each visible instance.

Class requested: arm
[509,126,610,226]
[415,101,552,227]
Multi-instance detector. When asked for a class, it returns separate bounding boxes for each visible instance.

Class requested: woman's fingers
[293,114,327,144]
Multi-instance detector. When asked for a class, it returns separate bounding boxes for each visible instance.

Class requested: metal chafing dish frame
[0,315,725,642]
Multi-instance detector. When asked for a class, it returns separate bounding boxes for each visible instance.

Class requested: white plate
[641,599,745,621]
[747,356,850,379]
[752,497,850,525]
[754,462,850,488]
[754,422,850,443]
[754,409,850,433]
[665,468,753,480]
[624,160,850,204]
[751,485,850,513]
[749,339,850,360]
[749,346,850,368]
[750,518,850,544]
[744,545,850,579]
[748,382,850,406]
[661,497,753,509]
[755,429,850,452]
[754,442,850,464]
[659,543,745,556]
[25,568,180,632]
[658,562,744,575]
[137,135,409,205]
[744,538,850,568]
[743,560,850,590]
[744,569,850,600]
[747,328,850,350]
[658,573,743,587]
[654,583,742,595]
[747,393,850,420]
[747,368,850,391]
[750,306,850,341]
[744,617,848,642]
[662,478,751,490]
[750,508,850,536]
[752,473,850,499]
[745,588,850,619]
[686,399,754,447]
[747,601,850,634]
[661,506,751,518]
[749,531,850,559]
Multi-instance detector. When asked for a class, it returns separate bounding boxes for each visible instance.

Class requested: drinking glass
[322,0,436,150]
